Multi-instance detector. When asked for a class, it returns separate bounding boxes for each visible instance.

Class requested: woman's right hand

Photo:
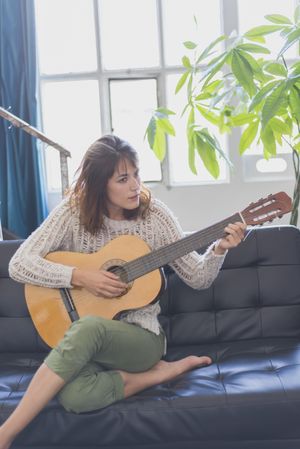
[71,268,128,298]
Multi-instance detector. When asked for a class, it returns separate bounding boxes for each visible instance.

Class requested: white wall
[151,179,294,232]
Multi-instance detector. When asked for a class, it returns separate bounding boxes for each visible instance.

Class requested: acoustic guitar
[25,191,292,347]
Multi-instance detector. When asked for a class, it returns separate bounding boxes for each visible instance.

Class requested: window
[109,78,161,181]
[99,0,159,69]
[237,0,297,182]
[163,0,221,66]
[35,0,225,190]
[35,0,97,74]
[35,0,297,191]
[41,80,101,190]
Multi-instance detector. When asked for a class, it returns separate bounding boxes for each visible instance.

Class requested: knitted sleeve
[151,199,226,289]
[9,198,75,288]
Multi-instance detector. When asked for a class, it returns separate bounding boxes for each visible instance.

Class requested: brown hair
[70,135,151,235]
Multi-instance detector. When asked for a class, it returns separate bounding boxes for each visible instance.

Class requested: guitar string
[110,213,241,282]
[117,214,239,279]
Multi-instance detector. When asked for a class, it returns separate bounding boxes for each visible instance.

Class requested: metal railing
[0,106,71,196]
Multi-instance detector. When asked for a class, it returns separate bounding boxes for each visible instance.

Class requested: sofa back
[0,240,49,352]
[159,225,300,347]
[0,226,300,353]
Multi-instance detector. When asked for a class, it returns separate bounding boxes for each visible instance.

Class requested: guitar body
[25,235,163,348]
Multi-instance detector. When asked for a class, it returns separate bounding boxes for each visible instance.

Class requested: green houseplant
[146,6,300,225]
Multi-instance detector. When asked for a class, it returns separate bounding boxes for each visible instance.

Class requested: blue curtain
[0,0,48,238]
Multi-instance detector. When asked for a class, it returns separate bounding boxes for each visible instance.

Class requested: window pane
[35,0,97,74]
[99,0,159,69]
[238,0,297,59]
[163,0,222,66]
[166,74,228,184]
[243,154,293,181]
[109,79,161,182]
[41,80,102,190]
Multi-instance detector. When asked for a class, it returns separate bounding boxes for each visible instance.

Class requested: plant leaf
[187,109,197,174]
[183,41,197,49]
[289,86,300,121]
[196,105,220,126]
[180,102,190,118]
[277,27,300,58]
[265,14,292,25]
[201,52,228,87]
[230,113,257,126]
[239,121,259,154]
[264,62,287,77]
[182,55,192,69]
[145,116,156,148]
[152,127,166,161]
[195,92,212,101]
[249,80,280,112]
[156,107,176,116]
[261,125,276,156]
[231,50,257,96]
[274,131,283,146]
[175,71,190,94]
[261,81,287,128]
[290,61,300,77]
[244,25,284,38]
[238,50,264,81]
[156,117,176,136]
[245,35,266,44]
[194,133,220,179]
[269,117,291,135]
[187,72,193,97]
[295,5,300,24]
[237,43,270,54]
[203,79,223,94]
[199,128,233,167]
[196,35,226,64]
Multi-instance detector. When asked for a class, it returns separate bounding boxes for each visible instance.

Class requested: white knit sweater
[9,197,226,335]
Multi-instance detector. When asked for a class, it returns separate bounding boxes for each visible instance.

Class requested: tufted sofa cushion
[159,225,300,346]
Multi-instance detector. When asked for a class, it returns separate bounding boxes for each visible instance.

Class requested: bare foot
[118,355,212,397]
[151,355,212,382]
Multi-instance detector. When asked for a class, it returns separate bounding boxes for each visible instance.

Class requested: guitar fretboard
[117,212,242,282]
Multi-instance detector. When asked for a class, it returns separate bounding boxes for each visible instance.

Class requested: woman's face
[106,158,141,220]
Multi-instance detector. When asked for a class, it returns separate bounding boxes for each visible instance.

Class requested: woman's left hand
[213,222,247,255]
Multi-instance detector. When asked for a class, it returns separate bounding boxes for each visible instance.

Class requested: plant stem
[291,149,300,226]
[282,136,300,225]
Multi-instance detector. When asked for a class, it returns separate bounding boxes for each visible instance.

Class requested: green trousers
[44,315,165,413]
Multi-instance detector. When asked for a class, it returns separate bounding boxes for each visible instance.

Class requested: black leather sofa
[1,225,300,449]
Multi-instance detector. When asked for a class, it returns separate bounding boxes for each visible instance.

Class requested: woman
[0,135,245,449]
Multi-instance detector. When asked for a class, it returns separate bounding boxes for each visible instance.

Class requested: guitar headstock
[241,192,292,226]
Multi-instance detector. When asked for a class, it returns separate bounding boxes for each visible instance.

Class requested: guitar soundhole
[101,259,132,297]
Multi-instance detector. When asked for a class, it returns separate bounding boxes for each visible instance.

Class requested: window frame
[36,0,298,193]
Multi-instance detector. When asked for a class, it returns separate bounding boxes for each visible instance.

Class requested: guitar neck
[124,212,242,282]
